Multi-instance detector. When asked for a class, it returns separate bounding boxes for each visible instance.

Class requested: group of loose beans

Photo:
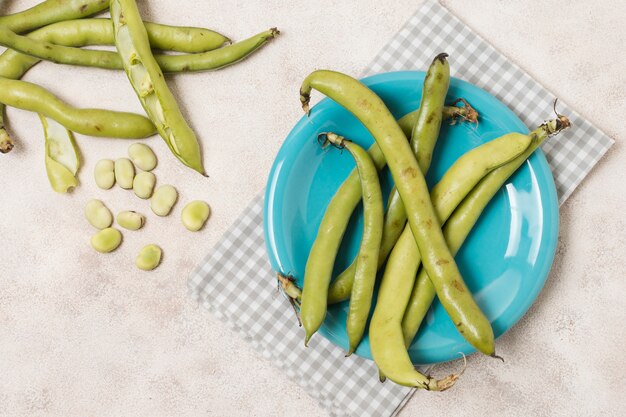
[278,54,571,390]
[0,0,278,188]
[86,142,211,271]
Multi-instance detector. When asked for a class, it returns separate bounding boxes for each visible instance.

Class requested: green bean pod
[0,0,107,152]
[0,76,156,138]
[265,105,476,313]
[328,54,451,303]
[369,132,533,386]
[321,133,384,355]
[0,0,108,34]
[0,24,276,74]
[0,19,234,153]
[401,116,571,347]
[300,70,495,356]
[111,0,204,175]
[39,114,80,193]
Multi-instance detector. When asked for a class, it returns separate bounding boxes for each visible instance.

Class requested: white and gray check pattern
[188,1,614,416]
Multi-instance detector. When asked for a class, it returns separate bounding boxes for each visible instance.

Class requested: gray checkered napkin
[188,1,614,416]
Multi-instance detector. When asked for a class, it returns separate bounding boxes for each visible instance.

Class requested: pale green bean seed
[90,227,122,253]
[181,200,210,231]
[150,185,178,216]
[114,158,135,189]
[136,244,162,271]
[132,171,156,199]
[128,143,157,171]
[84,199,113,229]
[116,210,145,231]
[94,159,115,189]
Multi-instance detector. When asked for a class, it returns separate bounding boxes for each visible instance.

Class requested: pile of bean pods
[277,54,571,390]
[86,142,211,270]
[0,0,279,188]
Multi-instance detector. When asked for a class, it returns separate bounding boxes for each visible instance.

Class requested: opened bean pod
[111,0,205,175]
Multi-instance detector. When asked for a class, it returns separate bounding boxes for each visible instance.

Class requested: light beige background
[0,1,624,416]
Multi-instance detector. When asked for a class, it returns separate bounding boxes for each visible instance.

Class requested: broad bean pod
[401,116,571,347]
[299,70,494,357]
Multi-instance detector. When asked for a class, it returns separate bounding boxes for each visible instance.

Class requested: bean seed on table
[116,211,145,231]
[94,159,116,190]
[128,143,157,171]
[135,244,162,271]
[114,158,135,189]
[90,228,122,253]
[84,199,113,230]
[133,171,156,199]
[181,201,211,231]
[151,185,178,216]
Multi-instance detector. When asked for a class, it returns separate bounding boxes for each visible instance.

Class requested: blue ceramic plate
[264,71,558,365]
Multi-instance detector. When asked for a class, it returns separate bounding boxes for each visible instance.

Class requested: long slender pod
[300,70,495,356]
[401,116,571,346]
[0,20,246,153]
[0,24,274,73]
[320,133,384,355]
[0,77,156,138]
[369,131,534,386]
[0,0,109,34]
[329,54,452,303]
[111,0,204,174]
[296,103,474,340]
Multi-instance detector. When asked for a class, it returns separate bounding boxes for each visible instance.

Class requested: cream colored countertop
[0,1,624,416]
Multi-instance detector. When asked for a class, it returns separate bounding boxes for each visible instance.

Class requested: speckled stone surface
[0,1,624,416]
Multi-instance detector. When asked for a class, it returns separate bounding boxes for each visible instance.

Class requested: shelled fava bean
[128,143,157,171]
[181,201,211,231]
[151,185,178,216]
[84,199,113,229]
[133,171,156,199]
[91,228,122,253]
[117,211,145,231]
[136,244,162,271]
[94,159,116,189]
[114,157,135,189]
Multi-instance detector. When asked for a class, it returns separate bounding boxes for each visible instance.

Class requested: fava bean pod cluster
[278,54,571,390]
[0,0,279,185]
